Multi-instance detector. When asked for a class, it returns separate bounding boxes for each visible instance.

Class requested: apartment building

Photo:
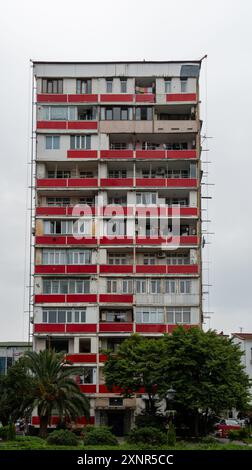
[232,333,252,401]
[32,60,203,435]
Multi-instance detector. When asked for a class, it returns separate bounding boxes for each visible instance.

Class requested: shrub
[167,423,176,446]
[135,414,166,430]
[83,426,118,446]
[0,424,16,441]
[127,427,167,446]
[228,427,251,441]
[47,429,78,446]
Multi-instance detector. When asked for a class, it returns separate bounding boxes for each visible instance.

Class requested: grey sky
[0,0,251,340]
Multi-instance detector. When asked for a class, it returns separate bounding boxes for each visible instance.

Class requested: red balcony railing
[37,121,97,130]
[99,323,133,333]
[36,178,98,188]
[66,354,97,363]
[100,265,133,274]
[67,150,98,159]
[99,294,133,303]
[100,150,134,159]
[34,294,97,303]
[35,265,97,274]
[100,178,134,187]
[33,323,97,333]
[166,93,197,102]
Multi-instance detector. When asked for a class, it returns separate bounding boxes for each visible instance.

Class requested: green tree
[25,349,90,437]
[0,358,34,426]
[103,334,166,414]
[161,327,251,436]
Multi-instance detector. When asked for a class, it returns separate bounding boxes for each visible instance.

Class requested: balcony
[33,323,97,333]
[37,94,98,103]
[99,323,133,333]
[154,120,197,133]
[100,94,134,103]
[35,236,97,246]
[136,264,198,274]
[100,178,133,187]
[166,93,197,103]
[66,353,97,363]
[34,294,97,303]
[100,150,134,159]
[37,121,98,130]
[35,265,97,274]
[136,324,167,333]
[136,178,197,188]
[100,265,133,274]
[36,206,96,216]
[99,121,152,134]
[36,178,98,188]
[67,150,98,159]
[99,294,133,303]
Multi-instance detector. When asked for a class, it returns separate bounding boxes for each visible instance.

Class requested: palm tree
[25,349,90,438]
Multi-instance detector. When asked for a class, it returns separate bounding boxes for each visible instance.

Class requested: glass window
[70,135,91,150]
[42,311,47,323]
[105,108,113,120]
[107,279,117,293]
[120,80,127,93]
[58,310,66,323]
[150,279,161,294]
[48,310,57,323]
[42,79,63,94]
[76,79,92,94]
[106,79,113,93]
[136,279,146,293]
[165,280,176,294]
[45,135,60,150]
[122,279,133,293]
[180,79,188,93]
[165,79,171,93]
[67,311,72,323]
[75,311,80,322]
[50,107,68,120]
[113,107,121,120]
[179,280,191,294]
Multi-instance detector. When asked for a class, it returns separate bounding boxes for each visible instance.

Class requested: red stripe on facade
[167,265,199,274]
[100,94,134,102]
[136,150,166,159]
[67,354,97,363]
[35,265,66,274]
[79,385,96,393]
[135,94,155,102]
[67,178,98,187]
[37,94,67,102]
[35,294,65,303]
[67,150,98,159]
[100,178,134,187]
[136,324,166,333]
[166,93,197,102]
[35,236,67,245]
[67,121,98,130]
[36,207,67,216]
[136,265,166,274]
[99,323,133,333]
[99,294,133,303]
[100,265,133,274]
[66,294,97,303]
[66,236,97,245]
[100,237,133,245]
[167,150,197,159]
[68,94,98,103]
[100,150,134,159]
[37,121,67,129]
[66,265,97,274]
[34,324,65,333]
[66,324,97,333]
[36,178,67,187]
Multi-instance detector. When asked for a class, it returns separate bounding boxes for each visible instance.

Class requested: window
[179,280,191,294]
[122,279,133,294]
[180,79,188,93]
[47,170,71,178]
[120,79,127,93]
[79,338,91,353]
[43,106,75,121]
[67,250,91,265]
[136,307,164,324]
[79,196,95,206]
[47,197,70,207]
[108,254,127,265]
[47,339,68,353]
[42,308,86,323]
[107,279,118,293]
[101,107,133,121]
[79,367,96,384]
[136,193,157,205]
[79,171,94,178]
[150,279,161,294]
[110,142,128,150]
[135,107,152,121]
[45,135,60,150]
[43,279,90,294]
[109,397,123,407]
[165,280,176,294]
[166,253,190,265]
[108,169,127,178]
[106,79,113,93]
[136,278,146,294]
[167,307,191,324]
[100,310,131,322]
[108,196,127,205]
[42,79,63,94]
[164,79,171,93]
[70,135,91,150]
[107,219,126,236]
[42,249,66,265]
[44,220,73,235]
[143,254,156,265]
[76,79,92,94]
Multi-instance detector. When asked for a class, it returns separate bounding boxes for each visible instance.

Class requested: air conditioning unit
[157,251,166,258]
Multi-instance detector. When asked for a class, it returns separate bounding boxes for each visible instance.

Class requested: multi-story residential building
[31,60,203,435]
[0,342,32,375]
[232,333,252,401]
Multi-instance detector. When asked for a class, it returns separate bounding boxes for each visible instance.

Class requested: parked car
[215,418,241,438]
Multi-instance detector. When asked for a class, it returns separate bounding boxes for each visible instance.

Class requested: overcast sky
[0,0,251,341]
